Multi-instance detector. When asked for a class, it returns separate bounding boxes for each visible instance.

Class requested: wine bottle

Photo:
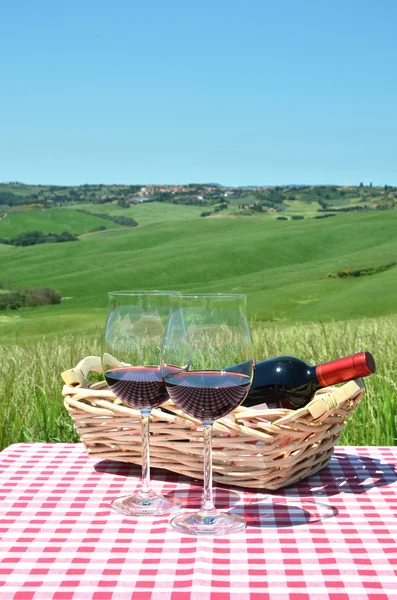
[243,352,375,410]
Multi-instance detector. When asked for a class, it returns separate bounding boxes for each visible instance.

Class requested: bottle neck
[316,352,375,387]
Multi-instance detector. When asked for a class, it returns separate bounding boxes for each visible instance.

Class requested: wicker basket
[61,356,365,490]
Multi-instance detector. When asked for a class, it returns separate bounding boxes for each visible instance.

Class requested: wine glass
[162,293,254,535]
[102,290,182,516]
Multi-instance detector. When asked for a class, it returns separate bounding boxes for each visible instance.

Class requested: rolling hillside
[1,209,397,341]
[68,202,205,227]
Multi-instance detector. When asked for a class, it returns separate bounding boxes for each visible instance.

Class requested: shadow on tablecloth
[229,498,338,528]
[94,452,396,527]
[94,458,338,528]
[228,452,397,528]
[275,451,397,498]
[94,459,243,509]
[95,451,397,498]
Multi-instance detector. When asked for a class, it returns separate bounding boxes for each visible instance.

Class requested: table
[0,443,396,599]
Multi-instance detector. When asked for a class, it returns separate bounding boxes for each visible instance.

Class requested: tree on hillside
[117,198,130,208]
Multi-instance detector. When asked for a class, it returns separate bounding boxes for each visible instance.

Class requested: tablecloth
[1,443,397,599]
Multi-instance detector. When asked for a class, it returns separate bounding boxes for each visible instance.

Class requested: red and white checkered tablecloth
[0,443,397,600]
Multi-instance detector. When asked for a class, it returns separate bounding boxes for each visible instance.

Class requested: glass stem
[199,423,218,516]
[140,410,152,495]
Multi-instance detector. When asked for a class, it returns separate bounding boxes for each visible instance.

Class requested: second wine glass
[162,293,254,535]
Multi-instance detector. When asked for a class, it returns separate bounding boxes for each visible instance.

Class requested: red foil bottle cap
[316,352,376,387]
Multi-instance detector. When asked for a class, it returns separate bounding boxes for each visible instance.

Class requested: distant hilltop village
[0,182,396,217]
[0,182,280,209]
[136,183,237,202]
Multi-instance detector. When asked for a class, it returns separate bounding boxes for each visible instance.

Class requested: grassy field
[70,201,205,227]
[0,317,394,450]
[1,209,397,340]
[0,207,123,237]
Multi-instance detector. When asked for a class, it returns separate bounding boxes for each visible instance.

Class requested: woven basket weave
[61,356,365,490]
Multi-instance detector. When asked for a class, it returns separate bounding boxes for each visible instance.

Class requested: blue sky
[1,0,396,186]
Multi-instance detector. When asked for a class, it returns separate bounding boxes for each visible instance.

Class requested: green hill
[69,201,204,227]
[1,209,397,341]
[0,207,123,238]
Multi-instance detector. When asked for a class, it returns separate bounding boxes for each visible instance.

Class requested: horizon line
[1,181,395,189]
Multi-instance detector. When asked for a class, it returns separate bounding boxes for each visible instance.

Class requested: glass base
[170,510,246,536]
[111,490,181,516]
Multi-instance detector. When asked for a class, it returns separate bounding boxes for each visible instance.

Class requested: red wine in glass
[105,366,167,410]
[164,370,251,423]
